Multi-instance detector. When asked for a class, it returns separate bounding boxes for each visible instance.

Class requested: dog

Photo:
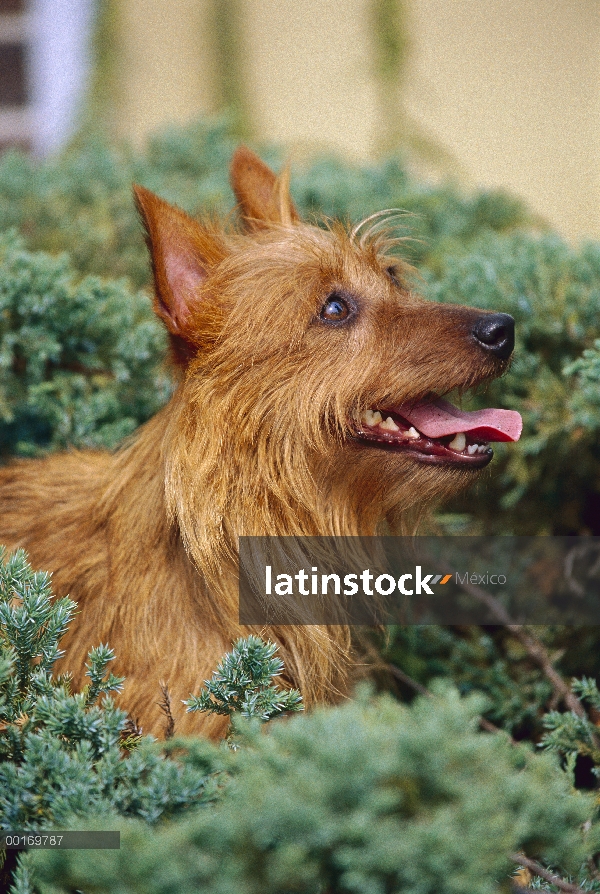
[0,147,521,736]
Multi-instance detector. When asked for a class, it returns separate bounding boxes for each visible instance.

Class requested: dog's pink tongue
[398,398,522,442]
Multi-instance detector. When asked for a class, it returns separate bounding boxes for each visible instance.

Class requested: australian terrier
[0,147,521,736]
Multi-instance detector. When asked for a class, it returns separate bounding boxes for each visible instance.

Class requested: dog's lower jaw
[350,431,493,468]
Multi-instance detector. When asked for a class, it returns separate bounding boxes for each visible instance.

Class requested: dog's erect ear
[133,185,226,365]
[230,145,299,229]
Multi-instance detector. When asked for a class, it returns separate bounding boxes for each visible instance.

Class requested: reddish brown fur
[0,147,509,737]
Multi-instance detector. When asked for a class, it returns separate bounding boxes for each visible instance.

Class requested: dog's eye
[320,293,351,323]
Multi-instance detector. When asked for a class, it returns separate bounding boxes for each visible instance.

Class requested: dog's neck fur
[94,398,351,705]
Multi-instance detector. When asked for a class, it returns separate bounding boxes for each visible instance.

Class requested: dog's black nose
[472,313,515,360]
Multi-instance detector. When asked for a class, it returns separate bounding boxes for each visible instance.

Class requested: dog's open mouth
[352,398,523,468]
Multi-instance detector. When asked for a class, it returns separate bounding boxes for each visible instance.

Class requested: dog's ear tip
[229,145,273,191]
[132,182,149,200]
[132,184,161,223]
[230,144,261,168]
[230,144,299,227]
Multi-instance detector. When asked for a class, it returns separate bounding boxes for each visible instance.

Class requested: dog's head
[134,148,521,538]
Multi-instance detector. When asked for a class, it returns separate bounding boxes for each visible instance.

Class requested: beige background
[113,0,600,242]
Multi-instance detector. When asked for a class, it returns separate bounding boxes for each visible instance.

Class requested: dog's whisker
[351,208,409,243]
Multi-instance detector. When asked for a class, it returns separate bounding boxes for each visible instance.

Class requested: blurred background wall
[0,0,597,242]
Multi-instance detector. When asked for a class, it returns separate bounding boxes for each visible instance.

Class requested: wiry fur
[0,147,509,737]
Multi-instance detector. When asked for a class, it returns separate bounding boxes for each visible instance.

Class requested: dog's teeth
[363,409,383,427]
[380,416,400,432]
[477,444,488,453]
[467,444,478,455]
[406,427,420,440]
[362,410,381,425]
[448,432,466,452]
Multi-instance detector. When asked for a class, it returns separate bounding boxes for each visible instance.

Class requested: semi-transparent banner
[238,537,600,625]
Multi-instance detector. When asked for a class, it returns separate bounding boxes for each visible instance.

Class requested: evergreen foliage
[542,677,600,775]
[185,636,303,723]
[28,687,597,894]
[0,547,221,890]
[374,624,555,736]
[0,230,169,455]
[566,339,600,426]
[0,120,238,289]
[2,547,596,894]
[0,547,308,891]
[0,117,530,291]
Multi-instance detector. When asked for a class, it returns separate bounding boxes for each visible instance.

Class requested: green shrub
[372,624,555,737]
[185,636,303,725]
[0,119,241,289]
[1,544,596,894]
[566,337,600,428]
[28,687,596,894]
[542,676,600,771]
[1,546,597,894]
[0,546,222,830]
[0,230,169,455]
[0,546,306,891]
[0,117,531,291]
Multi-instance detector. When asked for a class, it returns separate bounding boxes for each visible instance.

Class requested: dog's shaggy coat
[0,148,514,736]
